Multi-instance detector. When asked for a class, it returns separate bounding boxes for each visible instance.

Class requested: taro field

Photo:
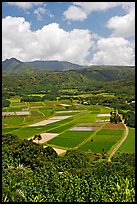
[2,98,134,156]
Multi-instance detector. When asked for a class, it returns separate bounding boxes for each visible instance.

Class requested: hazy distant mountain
[2,58,23,71]
[2,58,135,83]
[2,58,83,72]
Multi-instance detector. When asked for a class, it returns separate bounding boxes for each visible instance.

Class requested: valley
[2,59,135,202]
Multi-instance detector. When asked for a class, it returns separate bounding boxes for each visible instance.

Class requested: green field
[47,131,95,148]
[116,128,135,154]
[96,129,124,136]
[3,100,132,156]
[2,127,20,134]
[48,122,77,133]
[2,116,25,127]
[77,127,124,153]
[54,111,79,116]
[78,141,115,153]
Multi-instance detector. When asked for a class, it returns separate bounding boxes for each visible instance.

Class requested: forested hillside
[2,65,135,96]
[2,134,135,202]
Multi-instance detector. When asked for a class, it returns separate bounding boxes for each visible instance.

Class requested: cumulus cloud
[34,7,47,21]
[106,4,135,37]
[91,37,135,66]
[64,2,134,21]
[2,15,135,66]
[63,5,87,21]
[2,16,94,65]
[7,2,44,9]
[34,6,54,21]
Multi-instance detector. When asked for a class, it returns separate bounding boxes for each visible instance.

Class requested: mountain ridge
[3,57,134,72]
[2,57,84,72]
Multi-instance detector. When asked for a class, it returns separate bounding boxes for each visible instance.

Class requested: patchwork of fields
[2,98,134,156]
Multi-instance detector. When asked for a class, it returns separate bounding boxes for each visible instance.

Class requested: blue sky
[2,2,135,65]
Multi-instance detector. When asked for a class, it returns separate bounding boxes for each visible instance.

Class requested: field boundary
[108,122,128,161]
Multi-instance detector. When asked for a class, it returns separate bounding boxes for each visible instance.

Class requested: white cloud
[91,37,135,66]
[2,15,135,66]
[34,7,46,21]
[34,6,54,21]
[106,4,135,37]
[2,16,94,65]
[64,2,134,21]
[7,2,44,9]
[63,5,87,21]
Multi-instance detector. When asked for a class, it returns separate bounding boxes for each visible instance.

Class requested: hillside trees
[2,133,135,202]
[123,111,135,128]
[2,99,10,108]
[110,108,122,124]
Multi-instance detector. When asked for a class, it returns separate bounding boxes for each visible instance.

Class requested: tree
[110,108,122,124]
[33,134,42,144]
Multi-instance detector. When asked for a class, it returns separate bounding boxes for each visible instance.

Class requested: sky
[2,2,135,66]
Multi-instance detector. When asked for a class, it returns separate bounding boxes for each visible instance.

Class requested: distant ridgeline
[2,57,135,73]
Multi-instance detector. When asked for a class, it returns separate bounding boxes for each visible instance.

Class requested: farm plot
[8,107,23,112]
[86,105,100,112]
[103,123,125,129]
[2,116,25,127]
[11,102,27,106]
[75,113,97,123]
[11,117,74,139]
[78,127,124,153]
[48,122,77,133]
[54,111,80,116]
[2,127,19,134]
[96,119,110,122]
[98,105,113,113]
[37,107,52,117]
[96,129,124,136]
[11,126,56,139]
[70,126,98,131]
[47,131,95,148]
[28,102,45,106]
[77,123,103,127]
[78,141,115,153]
[30,110,43,116]
[29,116,71,127]
[116,128,135,154]
[97,114,110,117]
[31,133,59,143]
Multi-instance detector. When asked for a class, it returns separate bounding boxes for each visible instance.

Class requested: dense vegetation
[2,134,135,202]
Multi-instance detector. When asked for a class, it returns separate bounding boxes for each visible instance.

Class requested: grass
[74,112,97,123]
[37,107,52,116]
[2,127,19,134]
[78,141,115,153]
[9,117,75,139]
[98,105,113,113]
[96,129,124,136]
[48,122,77,133]
[28,102,45,107]
[47,131,94,148]
[2,116,25,127]
[8,107,23,112]
[3,101,131,155]
[77,126,124,153]
[93,134,122,142]
[11,102,27,106]
[116,128,135,154]
[11,126,52,139]
[96,116,110,121]
[54,112,79,116]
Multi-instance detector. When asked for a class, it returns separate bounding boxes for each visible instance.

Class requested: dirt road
[108,122,129,161]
